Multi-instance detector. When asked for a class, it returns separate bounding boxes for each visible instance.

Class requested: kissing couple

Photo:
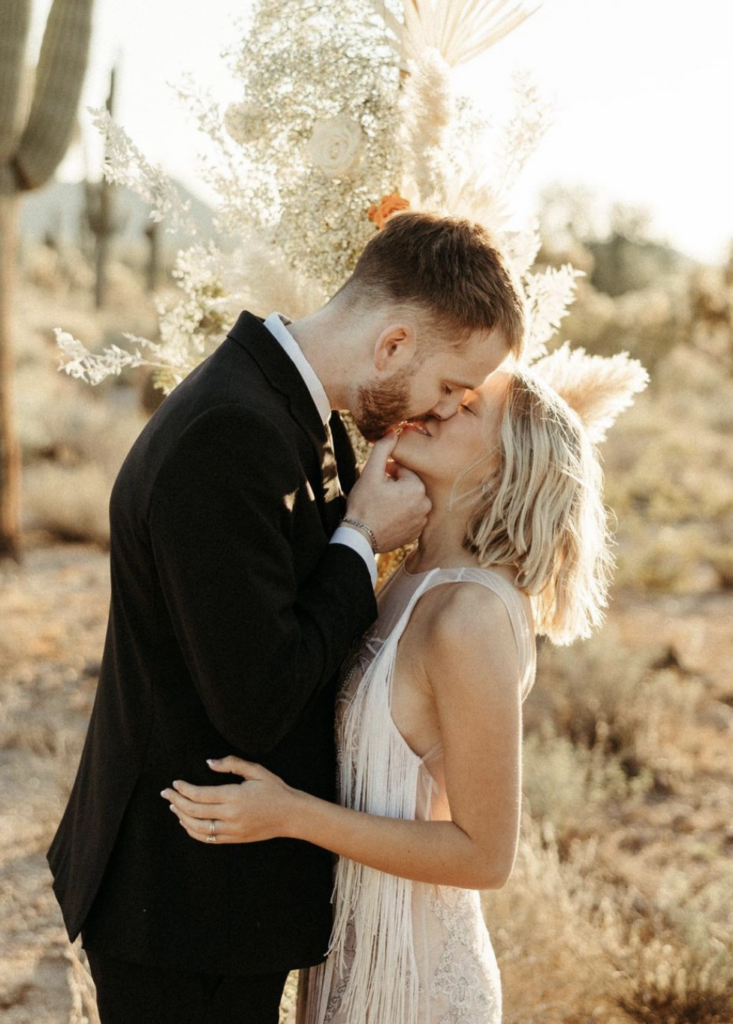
[49,211,632,1024]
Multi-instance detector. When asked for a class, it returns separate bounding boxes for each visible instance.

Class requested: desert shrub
[606,401,733,525]
[522,729,647,843]
[486,818,733,1024]
[688,259,733,370]
[21,242,96,295]
[279,974,299,1023]
[67,942,101,1024]
[18,379,147,471]
[704,542,733,588]
[613,941,733,1024]
[563,280,689,368]
[613,522,723,594]
[600,346,733,596]
[528,630,709,790]
[22,463,113,546]
[14,290,150,546]
[528,631,647,755]
[485,818,623,1022]
[606,870,733,1024]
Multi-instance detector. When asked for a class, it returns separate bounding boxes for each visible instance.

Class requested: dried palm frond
[533,342,650,444]
[214,234,328,321]
[372,0,540,68]
[439,169,510,236]
[523,264,584,364]
[497,69,553,190]
[503,223,542,279]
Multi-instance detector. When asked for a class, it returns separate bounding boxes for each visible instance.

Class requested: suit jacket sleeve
[149,404,377,758]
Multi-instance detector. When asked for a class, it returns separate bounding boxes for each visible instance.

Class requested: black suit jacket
[47,312,378,975]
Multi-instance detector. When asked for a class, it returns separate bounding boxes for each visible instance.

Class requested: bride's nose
[429,396,462,421]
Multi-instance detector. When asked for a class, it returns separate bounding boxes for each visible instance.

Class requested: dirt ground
[1,544,732,1022]
[1,546,110,1022]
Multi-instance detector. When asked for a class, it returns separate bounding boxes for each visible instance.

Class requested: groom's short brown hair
[339,211,525,356]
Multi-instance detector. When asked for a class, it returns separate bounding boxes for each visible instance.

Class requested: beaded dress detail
[297,562,536,1024]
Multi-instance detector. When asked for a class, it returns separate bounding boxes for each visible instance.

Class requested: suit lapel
[228,311,326,448]
[228,311,349,532]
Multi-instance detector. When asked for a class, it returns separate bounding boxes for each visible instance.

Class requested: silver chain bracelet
[340,517,379,554]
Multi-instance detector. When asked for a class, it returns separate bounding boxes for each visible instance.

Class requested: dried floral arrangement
[55,0,647,418]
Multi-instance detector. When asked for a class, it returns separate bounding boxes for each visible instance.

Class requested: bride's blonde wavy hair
[458,370,613,646]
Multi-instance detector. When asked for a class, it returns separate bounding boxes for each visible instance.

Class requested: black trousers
[86,948,289,1024]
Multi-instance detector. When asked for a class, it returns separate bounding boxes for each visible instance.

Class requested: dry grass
[12,272,154,548]
[506,614,733,1021]
[486,817,733,1024]
[603,346,733,594]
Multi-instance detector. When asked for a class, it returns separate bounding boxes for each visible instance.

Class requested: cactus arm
[0,0,31,165]
[13,0,94,192]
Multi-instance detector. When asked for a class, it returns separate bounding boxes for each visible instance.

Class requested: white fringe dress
[296,562,536,1024]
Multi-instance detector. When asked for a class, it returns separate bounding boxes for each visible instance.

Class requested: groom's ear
[373,323,418,372]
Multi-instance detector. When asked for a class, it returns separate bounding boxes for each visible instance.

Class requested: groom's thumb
[362,432,398,478]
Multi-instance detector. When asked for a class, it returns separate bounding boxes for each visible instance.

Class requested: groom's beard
[354,367,413,442]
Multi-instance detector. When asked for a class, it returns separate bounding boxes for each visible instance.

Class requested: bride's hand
[161,756,298,844]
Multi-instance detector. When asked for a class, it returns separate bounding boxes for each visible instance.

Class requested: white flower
[306,115,364,179]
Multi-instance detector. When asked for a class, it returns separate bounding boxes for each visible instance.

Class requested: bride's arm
[163,585,523,891]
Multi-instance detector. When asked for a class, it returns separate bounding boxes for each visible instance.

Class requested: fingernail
[169,804,176,812]
[172,781,180,789]
[206,759,219,766]
[160,790,168,798]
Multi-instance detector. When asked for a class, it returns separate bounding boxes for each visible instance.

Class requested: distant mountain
[19,178,219,251]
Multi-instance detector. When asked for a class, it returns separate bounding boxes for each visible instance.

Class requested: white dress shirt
[263,313,377,587]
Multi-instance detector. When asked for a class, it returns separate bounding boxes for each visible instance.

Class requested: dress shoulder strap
[414,566,536,700]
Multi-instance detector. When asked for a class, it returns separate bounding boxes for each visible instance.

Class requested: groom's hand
[345,434,431,552]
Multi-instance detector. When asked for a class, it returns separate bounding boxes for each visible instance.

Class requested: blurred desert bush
[537,188,733,599]
[14,243,155,547]
[485,815,733,1024]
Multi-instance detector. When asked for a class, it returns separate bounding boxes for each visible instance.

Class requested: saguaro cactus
[85,66,126,309]
[0,0,93,560]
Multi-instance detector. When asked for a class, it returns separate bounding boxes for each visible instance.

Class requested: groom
[48,211,524,1023]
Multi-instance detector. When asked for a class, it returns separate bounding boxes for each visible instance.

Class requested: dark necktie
[322,420,342,504]
[321,420,346,535]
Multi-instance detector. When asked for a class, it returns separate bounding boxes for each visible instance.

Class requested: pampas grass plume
[533,342,650,443]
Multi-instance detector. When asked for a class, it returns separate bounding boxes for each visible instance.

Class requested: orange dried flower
[367,192,410,230]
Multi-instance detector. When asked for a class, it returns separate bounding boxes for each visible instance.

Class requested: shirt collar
[262,312,331,427]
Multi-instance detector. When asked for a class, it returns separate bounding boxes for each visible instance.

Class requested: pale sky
[31,0,733,264]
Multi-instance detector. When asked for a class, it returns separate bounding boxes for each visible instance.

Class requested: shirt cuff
[330,526,378,588]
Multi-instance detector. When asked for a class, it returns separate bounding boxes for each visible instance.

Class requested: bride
[163,359,638,1023]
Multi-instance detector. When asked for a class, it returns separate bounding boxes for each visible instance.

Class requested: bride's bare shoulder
[399,581,522,707]
[409,580,515,655]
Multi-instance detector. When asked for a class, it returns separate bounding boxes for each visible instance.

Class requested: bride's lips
[395,420,432,437]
